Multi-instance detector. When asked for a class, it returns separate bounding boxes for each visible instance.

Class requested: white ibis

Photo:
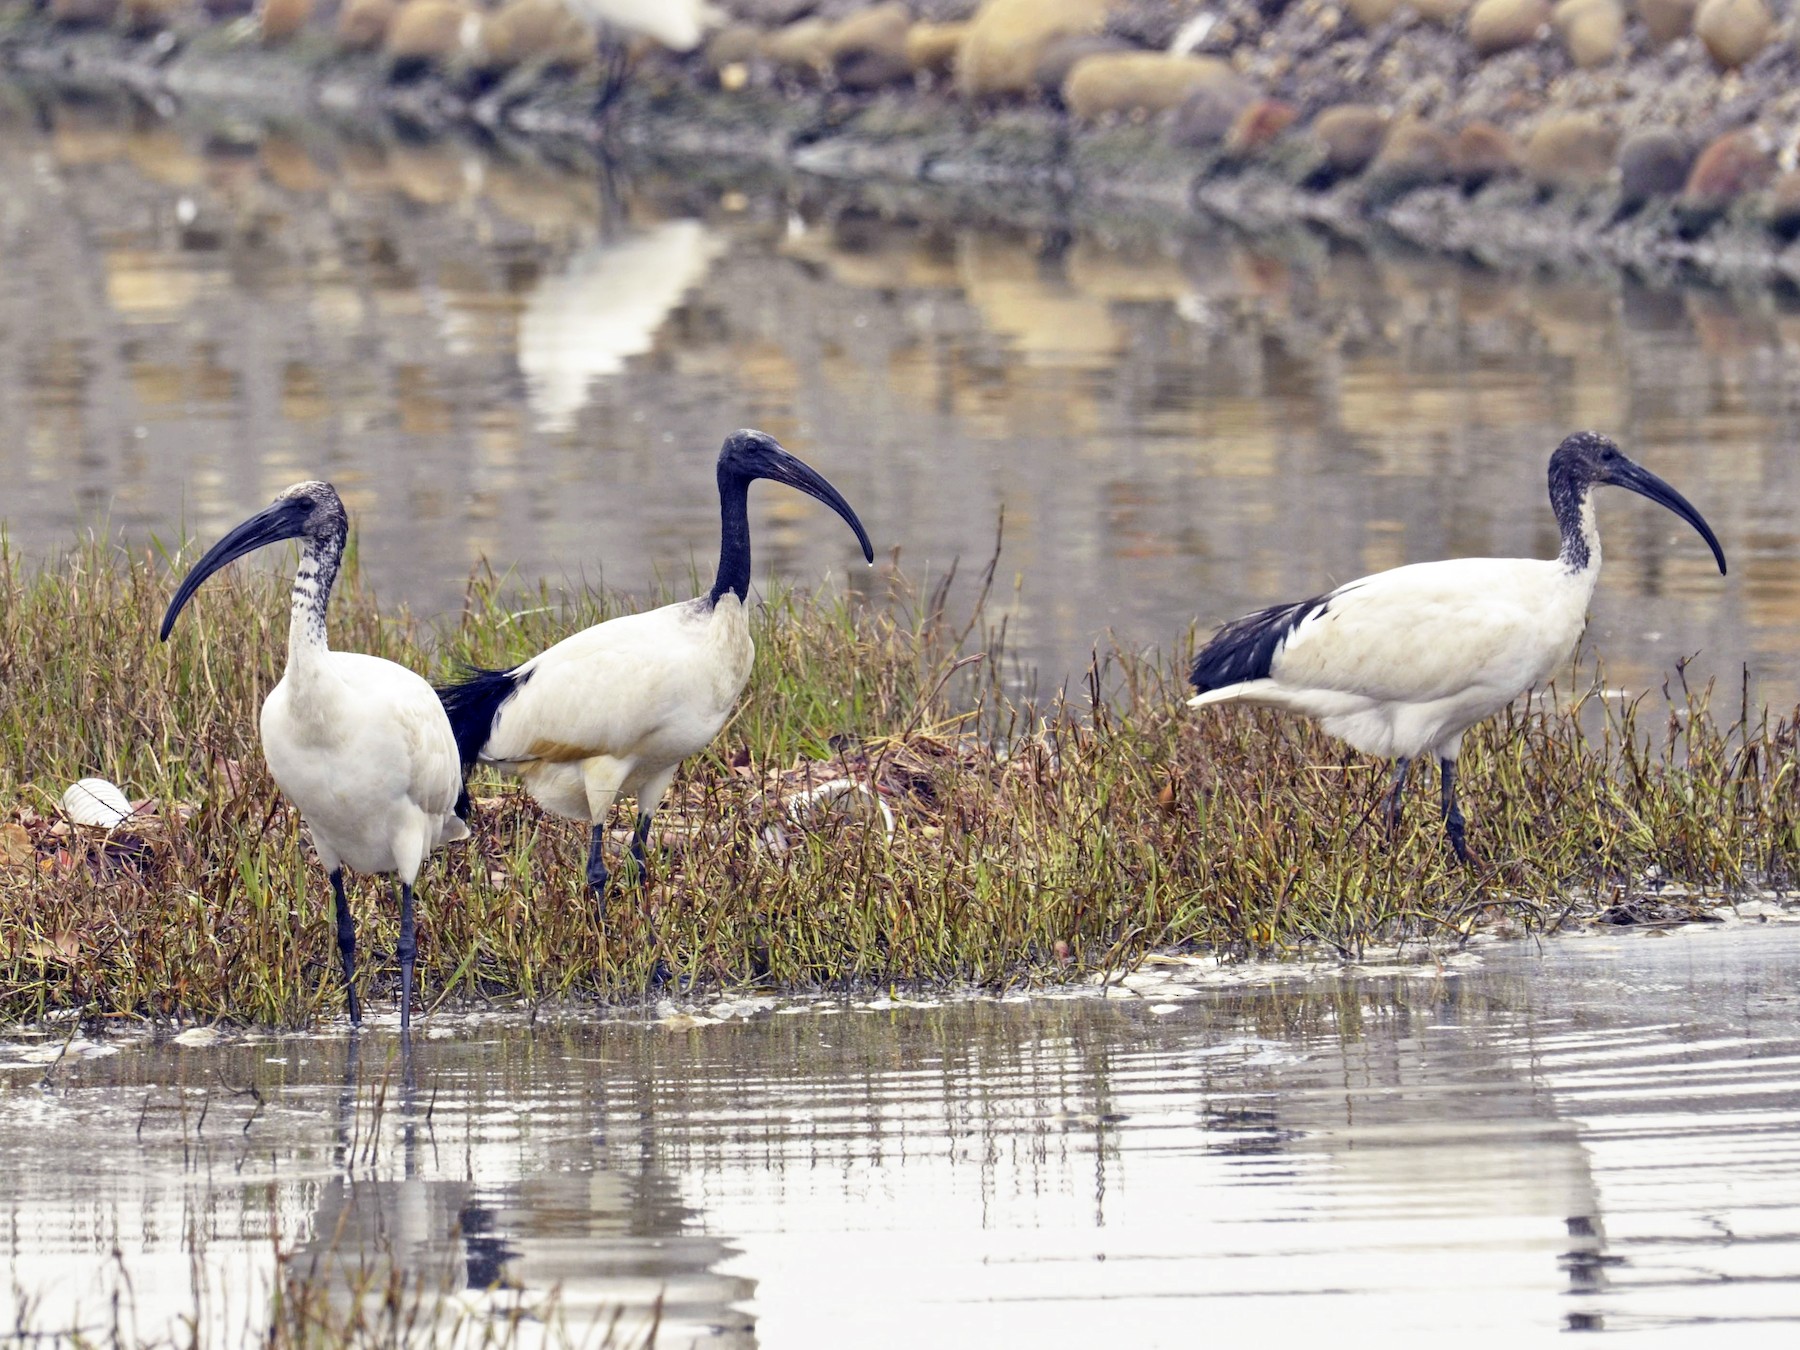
[160,483,467,1029]
[438,429,874,903]
[563,0,722,115]
[1186,432,1728,861]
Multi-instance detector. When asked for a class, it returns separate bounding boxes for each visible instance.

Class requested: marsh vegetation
[1,538,1792,1026]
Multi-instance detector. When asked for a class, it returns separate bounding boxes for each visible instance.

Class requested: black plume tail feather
[1189,594,1330,694]
[436,665,529,772]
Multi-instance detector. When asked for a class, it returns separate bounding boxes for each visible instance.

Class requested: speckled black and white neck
[288,484,350,658]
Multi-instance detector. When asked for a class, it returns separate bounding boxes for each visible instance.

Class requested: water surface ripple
[4,920,1800,1345]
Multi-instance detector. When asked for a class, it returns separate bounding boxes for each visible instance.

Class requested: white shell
[785,779,896,841]
[61,778,134,829]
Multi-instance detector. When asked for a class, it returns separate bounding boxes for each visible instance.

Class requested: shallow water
[0,90,1795,703]
[4,917,1800,1346]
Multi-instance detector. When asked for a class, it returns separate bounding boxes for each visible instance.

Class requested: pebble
[1467,0,1552,57]
[1694,0,1773,69]
[1553,0,1625,68]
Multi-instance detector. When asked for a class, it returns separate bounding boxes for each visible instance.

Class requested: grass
[1,534,1796,1028]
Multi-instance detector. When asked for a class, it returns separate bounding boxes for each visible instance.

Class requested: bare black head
[710,430,874,604]
[1547,432,1727,575]
[159,481,350,641]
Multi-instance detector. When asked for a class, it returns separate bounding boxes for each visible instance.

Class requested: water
[0,91,1796,704]
[4,916,1800,1346]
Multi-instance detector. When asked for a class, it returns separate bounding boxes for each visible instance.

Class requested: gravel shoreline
[5,1,1800,283]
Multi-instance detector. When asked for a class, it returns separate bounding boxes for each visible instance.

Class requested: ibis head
[717,429,875,565]
[159,482,349,640]
[1551,432,1727,575]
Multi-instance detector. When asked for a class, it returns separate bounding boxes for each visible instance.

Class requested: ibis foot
[331,868,362,1028]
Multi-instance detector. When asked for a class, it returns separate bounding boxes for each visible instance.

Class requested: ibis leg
[629,812,655,884]
[1439,758,1470,864]
[395,881,418,1032]
[586,826,610,908]
[1385,757,1412,836]
[331,868,361,1028]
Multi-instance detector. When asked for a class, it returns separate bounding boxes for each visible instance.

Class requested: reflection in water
[518,221,729,433]
[0,90,1794,708]
[4,922,1800,1345]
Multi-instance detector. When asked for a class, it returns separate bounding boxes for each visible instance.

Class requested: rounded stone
[1453,120,1519,189]
[120,0,186,33]
[1365,118,1458,199]
[1467,0,1552,56]
[480,0,592,72]
[1343,0,1401,26]
[1313,105,1391,179]
[1522,113,1619,192]
[1063,53,1244,121]
[1413,0,1473,23]
[957,0,1112,100]
[1681,128,1776,211]
[259,0,312,42]
[337,0,397,52]
[1635,0,1697,42]
[1169,80,1259,149]
[766,18,834,77]
[1617,128,1694,206]
[1553,0,1624,67]
[829,3,915,89]
[384,0,477,68]
[1032,33,1134,97]
[906,22,968,75]
[1763,170,1800,239]
[1224,99,1301,156]
[1694,0,1773,69]
[47,0,119,25]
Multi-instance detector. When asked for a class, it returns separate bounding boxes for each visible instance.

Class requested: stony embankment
[5,0,1800,279]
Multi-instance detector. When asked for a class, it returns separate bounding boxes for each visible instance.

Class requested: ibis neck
[708,469,752,606]
[1550,466,1601,574]
[287,534,340,670]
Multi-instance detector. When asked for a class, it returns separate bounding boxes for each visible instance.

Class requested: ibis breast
[261,652,467,877]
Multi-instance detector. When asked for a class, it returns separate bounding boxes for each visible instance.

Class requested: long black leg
[629,812,654,885]
[396,880,418,1032]
[1440,758,1470,864]
[332,868,361,1027]
[1385,757,1412,836]
[593,32,628,123]
[586,825,610,910]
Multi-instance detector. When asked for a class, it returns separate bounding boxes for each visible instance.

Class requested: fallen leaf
[0,824,31,870]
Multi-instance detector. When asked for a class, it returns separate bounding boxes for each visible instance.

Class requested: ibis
[438,429,874,903]
[1186,432,1728,861]
[160,483,468,1029]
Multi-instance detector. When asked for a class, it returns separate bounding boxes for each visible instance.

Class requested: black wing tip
[1188,595,1329,694]
[436,664,528,771]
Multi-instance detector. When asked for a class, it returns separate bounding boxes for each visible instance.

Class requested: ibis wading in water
[160,483,467,1029]
[1186,432,1728,860]
[438,429,874,902]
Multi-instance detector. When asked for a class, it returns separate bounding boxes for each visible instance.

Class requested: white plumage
[161,482,466,1028]
[1187,432,1728,860]
[440,430,873,904]
[562,0,722,51]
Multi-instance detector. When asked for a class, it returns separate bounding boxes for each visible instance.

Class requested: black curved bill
[760,451,876,564]
[1614,460,1728,576]
[159,499,311,640]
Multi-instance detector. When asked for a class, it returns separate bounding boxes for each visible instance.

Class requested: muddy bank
[4,1,1800,282]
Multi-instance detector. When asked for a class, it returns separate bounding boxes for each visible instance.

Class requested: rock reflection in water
[0,88,1793,707]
